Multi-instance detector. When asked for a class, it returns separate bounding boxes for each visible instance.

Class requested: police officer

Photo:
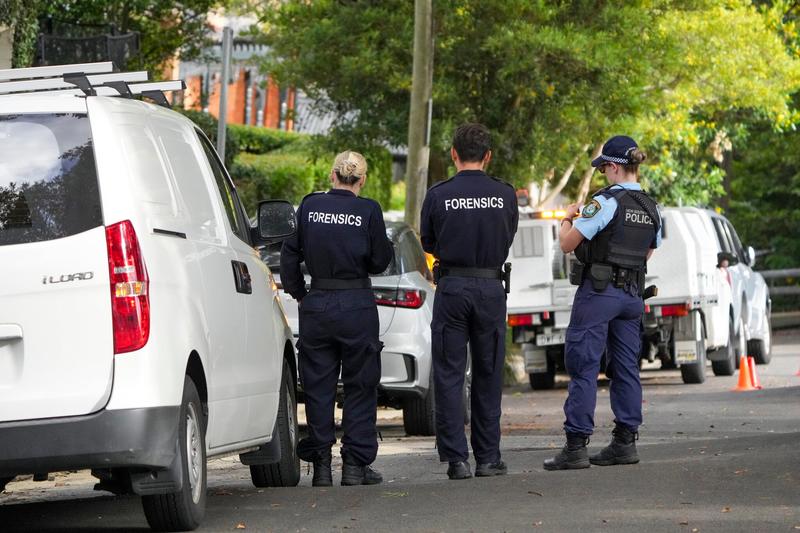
[544,135,661,471]
[280,151,393,486]
[421,123,519,480]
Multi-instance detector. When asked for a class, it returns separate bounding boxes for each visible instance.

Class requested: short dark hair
[452,123,491,162]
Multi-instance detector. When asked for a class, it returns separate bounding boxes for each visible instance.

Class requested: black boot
[310,451,333,487]
[447,461,473,480]
[341,458,383,486]
[543,433,590,471]
[475,460,507,477]
[590,425,639,466]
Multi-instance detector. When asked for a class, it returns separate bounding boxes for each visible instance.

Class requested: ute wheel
[748,305,772,365]
[712,317,737,376]
[142,376,206,532]
[680,336,707,384]
[250,359,301,487]
[404,373,435,436]
[529,358,555,390]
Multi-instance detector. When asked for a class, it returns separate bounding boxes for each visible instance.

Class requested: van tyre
[250,359,301,487]
[748,306,772,365]
[142,376,206,532]
[404,373,435,436]
[711,317,737,376]
[680,337,707,384]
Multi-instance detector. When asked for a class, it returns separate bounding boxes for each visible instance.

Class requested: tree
[252,0,800,208]
[37,1,230,75]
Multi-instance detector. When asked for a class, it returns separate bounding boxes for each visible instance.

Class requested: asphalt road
[2,331,799,532]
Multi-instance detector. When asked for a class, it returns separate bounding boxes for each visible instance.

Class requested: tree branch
[537,144,589,208]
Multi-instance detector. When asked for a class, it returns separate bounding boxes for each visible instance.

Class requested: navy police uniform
[280,189,393,466]
[420,170,518,465]
[565,181,660,437]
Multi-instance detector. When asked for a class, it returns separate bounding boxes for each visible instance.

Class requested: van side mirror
[746,245,756,268]
[717,251,738,268]
[253,200,296,246]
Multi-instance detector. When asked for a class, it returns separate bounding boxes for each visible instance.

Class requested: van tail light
[659,303,690,317]
[508,314,533,327]
[106,220,150,354]
[374,288,425,309]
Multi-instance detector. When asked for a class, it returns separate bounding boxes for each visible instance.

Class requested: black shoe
[543,433,590,471]
[447,461,473,480]
[590,425,639,466]
[475,460,507,477]
[311,451,333,487]
[341,460,383,486]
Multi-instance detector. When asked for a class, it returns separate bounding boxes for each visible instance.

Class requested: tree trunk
[404,0,434,231]
[536,145,589,208]
[576,143,603,204]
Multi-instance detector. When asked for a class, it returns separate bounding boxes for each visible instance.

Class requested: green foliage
[0,0,42,67]
[38,1,229,75]
[254,0,800,208]
[230,124,301,154]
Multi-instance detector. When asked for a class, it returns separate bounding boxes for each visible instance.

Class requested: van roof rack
[0,61,184,107]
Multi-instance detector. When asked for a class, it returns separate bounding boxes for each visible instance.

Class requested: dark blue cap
[591,135,639,167]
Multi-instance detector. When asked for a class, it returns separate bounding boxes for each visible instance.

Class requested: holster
[588,263,613,291]
[432,261,441,285]
[503,262,512,294]
[569,261,585,286]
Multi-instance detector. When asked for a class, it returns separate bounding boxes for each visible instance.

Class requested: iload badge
[582,199,601,218]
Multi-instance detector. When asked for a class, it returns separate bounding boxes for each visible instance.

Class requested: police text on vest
[624,209,652,225]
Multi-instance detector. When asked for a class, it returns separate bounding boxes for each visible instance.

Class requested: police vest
[575,187,659,271]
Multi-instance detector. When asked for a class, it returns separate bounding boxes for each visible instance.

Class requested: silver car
[261,221,470,436]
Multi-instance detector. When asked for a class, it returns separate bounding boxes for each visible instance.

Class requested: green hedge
[229,123,301,154]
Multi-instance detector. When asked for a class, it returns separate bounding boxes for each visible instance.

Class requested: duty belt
[310,278,372,290]
[439,266,503,280]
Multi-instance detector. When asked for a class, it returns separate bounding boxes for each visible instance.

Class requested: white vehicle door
[158,121,248,449]
[195,131,279,443]
[507,220,555,312]
[0,109,114,422]
[710,217,746,328]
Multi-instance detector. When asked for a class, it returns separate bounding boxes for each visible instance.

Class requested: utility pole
[404,0,434,231]
[217,26,233,161]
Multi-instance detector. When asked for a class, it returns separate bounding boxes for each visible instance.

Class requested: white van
[0,63,300,531]
[506,212,576,389]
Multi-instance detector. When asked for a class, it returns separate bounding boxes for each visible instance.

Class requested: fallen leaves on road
[214,490,233,496]
[527,490,543,497]
[722,507,731,513]
[235,523,246,529]
[734,469,748,475]
[680,520,689,525]
[533,521,543,527]
[382,491,408,498]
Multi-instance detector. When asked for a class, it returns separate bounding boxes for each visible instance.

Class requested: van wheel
[250,359,301,487]
[748,306,772,365]
[680,337,707,384]
[142,377,206,532]
[404,373,435,436]
[0,476,14,492]
[712,318,737,376]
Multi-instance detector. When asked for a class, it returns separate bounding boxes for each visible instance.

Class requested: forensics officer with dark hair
[421,123,519,480]
[544,135,661,471]
[281,151,393,487]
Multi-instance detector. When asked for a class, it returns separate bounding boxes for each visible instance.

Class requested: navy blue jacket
[280,189,393,301]
[420,170,518,268]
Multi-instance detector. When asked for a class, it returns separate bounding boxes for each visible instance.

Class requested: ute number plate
[536,332,565,346]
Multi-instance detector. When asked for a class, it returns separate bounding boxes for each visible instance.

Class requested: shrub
[229,124,301,154]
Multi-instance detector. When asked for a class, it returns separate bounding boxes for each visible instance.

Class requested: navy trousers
[296,289,382,466]
[563,280,644,436]
[431,276,506,464]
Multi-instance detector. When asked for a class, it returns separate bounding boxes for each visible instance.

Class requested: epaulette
[489,175,515,190]
[428,176,455,191]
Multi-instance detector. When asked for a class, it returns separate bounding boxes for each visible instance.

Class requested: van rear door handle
[231,261,253,294]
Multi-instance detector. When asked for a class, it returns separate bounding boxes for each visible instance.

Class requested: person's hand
[564,203,581,220]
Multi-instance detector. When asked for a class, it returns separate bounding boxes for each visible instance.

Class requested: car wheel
[0,476,14,493]
[748,305,772,365]
[529,358,555,390]
[680,336,707,384]
[403,373,436,436]
[142,376,206,532]
[250,359,301,487]
[711,317,737,376]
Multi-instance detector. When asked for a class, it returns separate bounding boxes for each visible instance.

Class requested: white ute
[0,63,300,531]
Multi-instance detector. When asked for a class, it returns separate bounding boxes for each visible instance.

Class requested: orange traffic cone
[733,355,756,392]
[747,356,762,390]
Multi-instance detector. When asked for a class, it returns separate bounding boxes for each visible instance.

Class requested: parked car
[262,221,471,436]
[0,63,300,532]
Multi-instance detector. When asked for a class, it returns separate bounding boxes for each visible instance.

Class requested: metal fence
[762,268,800,296]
